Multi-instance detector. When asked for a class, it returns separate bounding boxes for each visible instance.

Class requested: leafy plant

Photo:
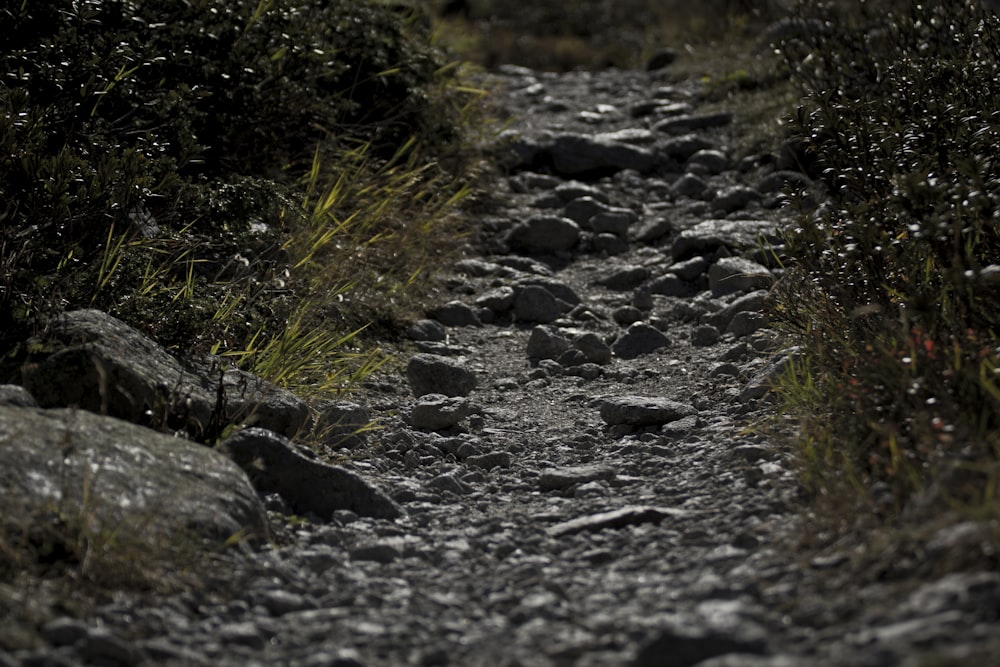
[772,0,1000,517]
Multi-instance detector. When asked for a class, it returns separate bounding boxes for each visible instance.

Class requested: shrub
[0,0,475,382]
[773,0,1000,514]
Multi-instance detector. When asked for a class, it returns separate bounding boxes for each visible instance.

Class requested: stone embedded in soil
[709,257,775,297]
[475,286,516,313]
[314,400,370,448]
[671,219,779,261]
[600,395,697,426]
[687,149,729,175]
[654,111,733,134]
[661,134,713,161]
[408,394,473,431]
[547,505,693,537]
[631,625,768,667]
[219,427,401,520]
[507,215,580,253]
[564,196,612,225]
[713,185,763,213]
[573,332,613,365]
[539,464,616,491]
[428,300,481,327]
[596,264,650,290]
[407,353,477,397]
[672,173,709,199]
[612,323,671,359]
[591,209,638,236]
[547,132,658,175]
[408,319,447,341]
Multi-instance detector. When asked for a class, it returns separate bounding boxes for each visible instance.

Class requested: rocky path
[9,67,1000,667]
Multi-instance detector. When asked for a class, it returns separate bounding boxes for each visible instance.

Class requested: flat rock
[547,133,657,175]
[218,428,401,520]
[596,265,650,290]
[601,396,697,426]
[548,505,693,537]
[0,405,270,546]
[407,353,477,397]
[539,464,616,491]
[654,111,733,134]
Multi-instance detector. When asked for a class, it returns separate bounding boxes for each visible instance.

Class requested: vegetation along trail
[2,1,1000,666]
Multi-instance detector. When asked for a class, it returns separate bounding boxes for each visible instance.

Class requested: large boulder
[0,405,270,547]
[19,310,309,439]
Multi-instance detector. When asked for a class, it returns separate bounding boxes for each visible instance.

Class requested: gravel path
[10,66,1000,667]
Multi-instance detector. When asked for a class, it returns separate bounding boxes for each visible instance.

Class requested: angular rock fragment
[548,505,693,537]
[408,394,472,431]
[407,353,477,397]
[600,396,697,426]
[671,220,779,261]
[596,265,650,290]
[407,319,447,341]
[223,368,311,438]
[713,185,763,213]
[475,286,516,313]
[219,428,401,520]
[428,300,481,327]
[314,401,371,448]
[513,285,569,324]
[526,325,571,361]
[573,332,613,365]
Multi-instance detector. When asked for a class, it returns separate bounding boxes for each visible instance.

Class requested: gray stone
[507,216,580,254]
[631,216,674,243]
[42,618,89,647]
[218,428,401,520]
[671,173,708,199]
[526,326,571,360]
[466,452,512,470]
[557,348,589,367]
[646,48,679,70]
[632,626,767,667]
[649,274,698,298]
[517,277,581,305]
[613,306,645,326]
[539,464,615,491]
[590,209,638,236]
[740,353,795,403]
[687,149,729,174]
[693,325,721,347]
[407,319,447,341]
[223,368,311,439]
[455,258,506,277]
[655,111,733,134]
[350,540,402,564]
[428,300,481,327]
[217,622,267,649]
[704,291,768,331]
[20,309,216,433]
[564,197,612,225]
[573,332,613,365]
[547,133,657,175]
[409,394,472,431]
[596,128,658,145]
[661,134,713,161]
[513,285,568,324]
[475,286,516,313]
[314,401,370,448]
[612,323,671,359]
[593,233,630,255]
[0,405,270,548]
[427,473,473,496]
[554,181,608,203]
[671,219,779,261]
[600,396,697,426]
[670,256,711,281]
[727,311,768,337]
[713,185,763,213]
[407,353,477,397]
[597,265,650,290]
[548,506,693,538]
[709,257,775,296]
[0,384,37,407]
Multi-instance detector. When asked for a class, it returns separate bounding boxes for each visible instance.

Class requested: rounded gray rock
[612,323,671,359]
[507,215,580,253]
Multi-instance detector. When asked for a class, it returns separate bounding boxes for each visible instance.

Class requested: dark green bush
[774,0,1000,510]
[0,0,461,353]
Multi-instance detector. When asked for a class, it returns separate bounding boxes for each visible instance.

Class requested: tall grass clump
[772,0,1000,522]
[0,0,483,393]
